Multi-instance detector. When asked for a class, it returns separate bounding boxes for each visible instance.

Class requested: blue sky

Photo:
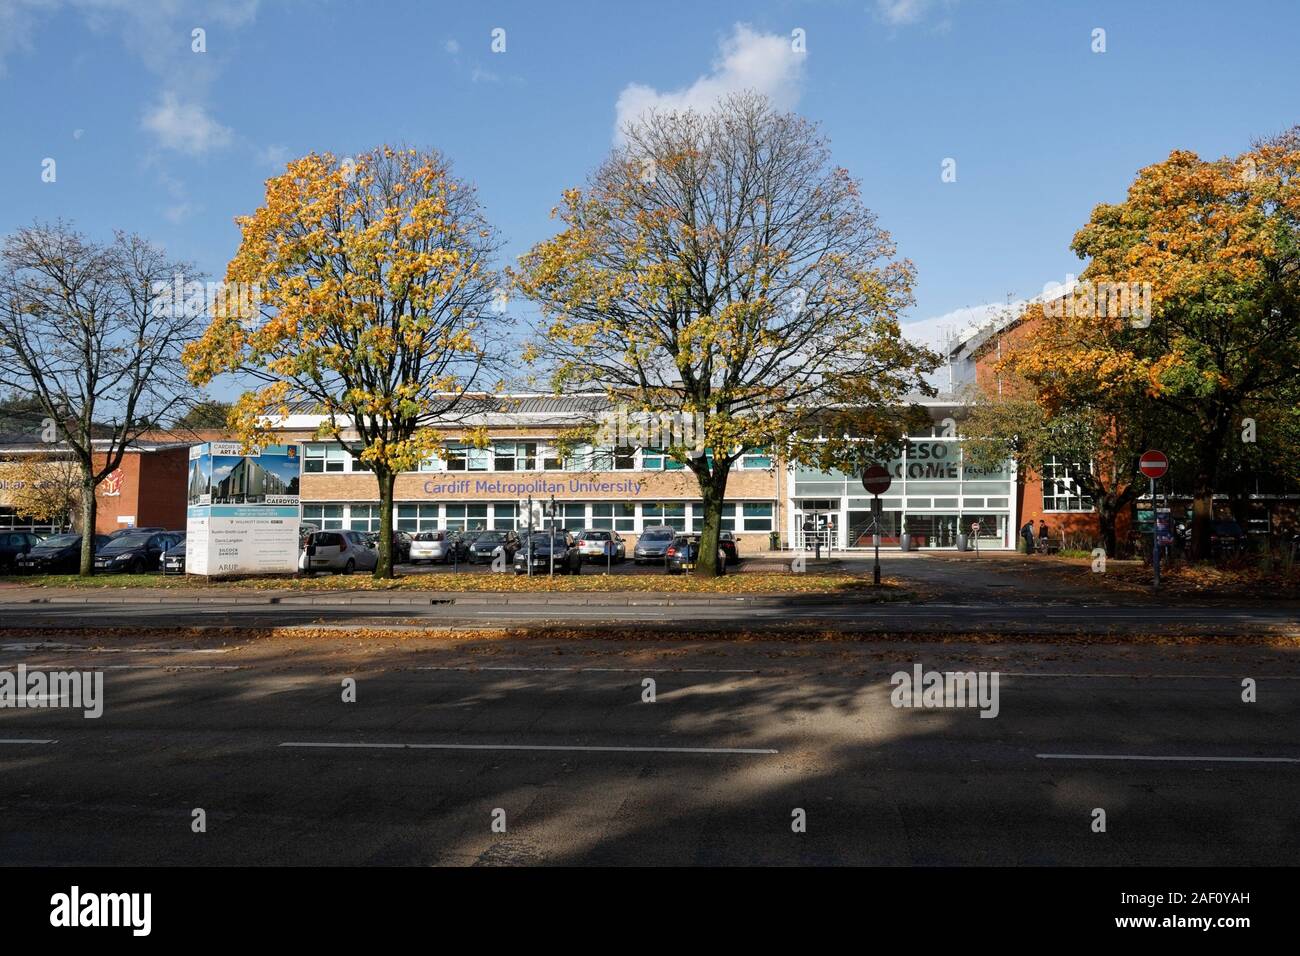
[2,0,1298,398]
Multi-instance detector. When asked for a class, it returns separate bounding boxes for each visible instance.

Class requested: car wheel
[343,558,356,575]
[130,558,145,575]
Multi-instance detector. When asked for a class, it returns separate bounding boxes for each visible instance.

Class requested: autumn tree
[185,146,506,578]
[962,299,1169,556]
[0,222,202,574]
[0,454,81,529]
[174,400,233,431]
[1010,133,1300,558]
[515,93,937,575]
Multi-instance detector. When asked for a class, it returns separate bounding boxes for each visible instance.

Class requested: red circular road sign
[1139,449,1169,479]
[861,464,892,495]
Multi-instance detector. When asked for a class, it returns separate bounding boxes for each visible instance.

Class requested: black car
[15,533,111,574]
[452,528,486,560]
[107,526,166,539]
[93,531,178,573]
[719,531,740,566]
[468,530,519,565]
[0,531,43,572]
[633,526,677,564]
[161,538,188,575]
[1210,519,1248,556]
[665,534,727,575]
[363,529,413,563]
[513,532,582,575]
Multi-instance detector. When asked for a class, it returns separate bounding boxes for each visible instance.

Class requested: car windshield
[476,532,505,544]
[38,534,80,548]
[413,532,443,541]
[101,534,152,553]
[582,531,610,541]
[642,531,673,542]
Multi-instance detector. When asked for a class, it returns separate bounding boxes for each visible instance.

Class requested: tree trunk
[374,468,396,579]
[1096,497,1119,558]
[693,468,728,578]
[1188,414,1229,561]
[78,472,97,577]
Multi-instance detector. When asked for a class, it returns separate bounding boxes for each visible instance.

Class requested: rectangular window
[492,502,517,530]
[1042,458,1094,512]
[641,448,663,470]
[348,504,381,532]
[740,448,772,470]
[592,502,636,531]
[348,446,372,472]
[742,502,773,531]
[466,447,490,472]
[445,444,467,471]
[690,502,736,533]
[642,502,686,531]
[397,504,440,532]
[302,504,344,530]
[304,444,347,473]
[515,441,538,471]
[494,443,517,472]
[541,444,564,470]
[444,503,488,532]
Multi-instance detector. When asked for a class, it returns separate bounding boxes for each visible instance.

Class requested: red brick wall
[90,448,189,533]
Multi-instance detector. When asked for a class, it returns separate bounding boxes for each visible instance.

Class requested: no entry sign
[861,464,892,496]
[1139,450,1169,479]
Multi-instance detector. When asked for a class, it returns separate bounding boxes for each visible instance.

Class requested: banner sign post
[186,442,302,577]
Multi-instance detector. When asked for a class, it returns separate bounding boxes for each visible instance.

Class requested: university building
[272,393,1025,553]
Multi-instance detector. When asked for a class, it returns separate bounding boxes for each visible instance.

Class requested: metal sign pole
[1151,476,1160,590]
[873,496,881,586]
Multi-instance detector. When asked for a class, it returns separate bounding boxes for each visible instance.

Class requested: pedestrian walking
[1021,520,1036,554]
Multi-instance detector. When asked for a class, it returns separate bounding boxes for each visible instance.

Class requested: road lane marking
[280,741,778,755]
[0,644,231,654]
[415,666,758,673]
[0,739,56,745]
[1037,753,1300,764]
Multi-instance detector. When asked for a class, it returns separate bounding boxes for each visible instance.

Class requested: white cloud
[874,0,958,27]
[613,23,806,142]
[141,92,232,155]
[903,300,1023,351]
[257,143,291,170]
[444,38,459,55]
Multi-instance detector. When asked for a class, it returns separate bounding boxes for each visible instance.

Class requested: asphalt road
[1,632,1297,865]
[1,592,1297,635]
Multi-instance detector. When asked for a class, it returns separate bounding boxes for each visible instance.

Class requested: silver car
[299,530,378,574]
[408,530,454,564]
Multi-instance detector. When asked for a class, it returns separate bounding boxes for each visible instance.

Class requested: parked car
[15,533,112,574]
[467,530,519,565]
[363,529,413,563]
[1210,519,1248,556]
[94,531,178,573]
[575,529,626,563]
[162,538,187,575]
[513,532,583,575]
[719,530,739,566]
[452,528,486,560]
[665,534,727,575]
[299,530,378,575]
[408,530,455,564]
[633,526,677,564]
[0,532,43,572]
[107,526,166,539]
